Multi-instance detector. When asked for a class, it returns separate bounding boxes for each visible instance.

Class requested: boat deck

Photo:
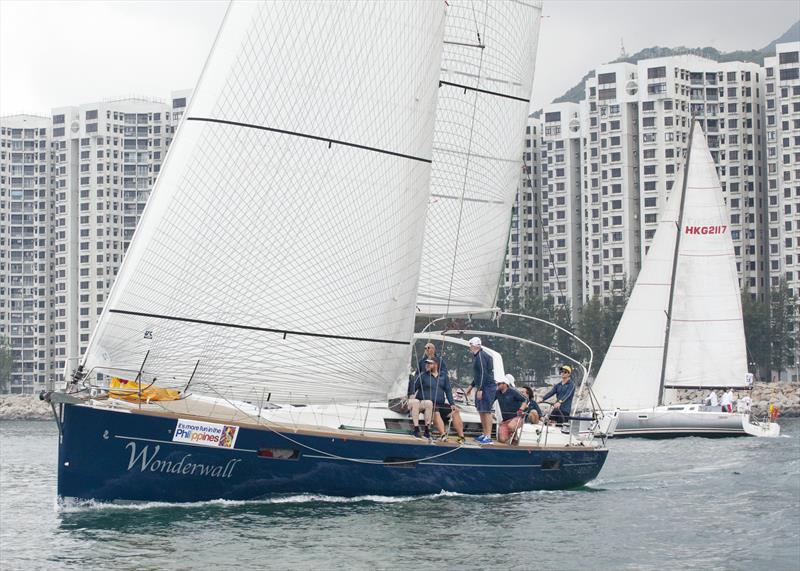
[86,396,594,451]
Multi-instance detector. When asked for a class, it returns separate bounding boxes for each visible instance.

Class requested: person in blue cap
[465,337,496,444]
[539,364,575,424]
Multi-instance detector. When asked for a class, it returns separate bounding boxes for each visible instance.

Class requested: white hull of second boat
[606,404,780,438]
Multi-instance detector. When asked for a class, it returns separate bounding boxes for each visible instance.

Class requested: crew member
[519,385,542,424]
[427,360,466,444]
[406,359,436,439]
[495,375,528,444]
[417,342,448,381]
[539,365,575,424]
[465,337,496,445]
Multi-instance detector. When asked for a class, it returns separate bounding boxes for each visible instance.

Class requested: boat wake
[55,489,576,513]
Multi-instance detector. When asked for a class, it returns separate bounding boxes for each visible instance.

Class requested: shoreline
[1,381,798,421]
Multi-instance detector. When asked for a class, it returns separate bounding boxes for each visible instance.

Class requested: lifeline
[125,441,241,478]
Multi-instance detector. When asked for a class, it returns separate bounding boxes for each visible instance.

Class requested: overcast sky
[1,0,798,117]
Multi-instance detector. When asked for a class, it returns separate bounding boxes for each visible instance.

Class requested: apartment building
[0,115,54,394]
[635,55,766,298]
[540,103,583,316]
[764,42,800,379]
[50,96,188,383]
[764,42,800,296]
[581,62,641,302]
[504,115,544,299]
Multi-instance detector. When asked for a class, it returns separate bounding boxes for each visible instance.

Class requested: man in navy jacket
[540,364,576,424]
[465,337,496,444]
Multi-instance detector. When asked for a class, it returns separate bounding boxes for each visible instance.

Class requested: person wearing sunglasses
[539,365,575,425]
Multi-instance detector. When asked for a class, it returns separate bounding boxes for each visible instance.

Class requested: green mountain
[761,20,800,53]
[550,21,800,106]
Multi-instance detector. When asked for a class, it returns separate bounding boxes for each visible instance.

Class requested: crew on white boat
[704,390,719,407]
[418,342,448,380]
[465,337,496,445]
[519,386,542,424]
[539,365,575,424]
[720,388,734,413]
[737,394,753,414]
[495,375,529,444]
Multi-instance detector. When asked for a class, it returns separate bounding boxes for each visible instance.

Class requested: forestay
[664,124,748,389]
[79,1,446,404]
[415,0,542,317]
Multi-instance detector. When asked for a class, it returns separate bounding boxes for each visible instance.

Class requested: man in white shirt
[737,394,753,414]
[705,390,719,407]
[720,388,734,413]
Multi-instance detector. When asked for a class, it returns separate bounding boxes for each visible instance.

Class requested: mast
[657,120,696,405]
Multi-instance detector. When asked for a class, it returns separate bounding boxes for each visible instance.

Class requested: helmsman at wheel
[539,365,575,424]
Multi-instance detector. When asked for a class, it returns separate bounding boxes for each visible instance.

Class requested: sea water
[1,419,798,570]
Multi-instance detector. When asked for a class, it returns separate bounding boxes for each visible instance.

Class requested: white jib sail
[664,123,748,390]
[415,0,543,317]
[592,164,685,411]
[79,1,446,404]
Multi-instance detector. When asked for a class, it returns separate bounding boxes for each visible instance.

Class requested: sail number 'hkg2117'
[684,225,727,235]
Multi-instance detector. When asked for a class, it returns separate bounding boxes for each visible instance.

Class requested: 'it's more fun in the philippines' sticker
[173,419,239,448]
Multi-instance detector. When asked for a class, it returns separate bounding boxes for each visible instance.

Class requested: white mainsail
[79,1,446,404]
[415,0,543,317]
[593,122,748,411]
[663,124,748,390]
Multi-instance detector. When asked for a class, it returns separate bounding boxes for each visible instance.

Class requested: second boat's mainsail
[592,123,749,411]
[76,2,447,405]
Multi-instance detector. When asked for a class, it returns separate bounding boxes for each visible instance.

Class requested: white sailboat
[591,122,779,438]
[44,1,609,504]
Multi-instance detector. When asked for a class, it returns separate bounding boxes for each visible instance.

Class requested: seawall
[1,381,798,420]
[0,395,55,421]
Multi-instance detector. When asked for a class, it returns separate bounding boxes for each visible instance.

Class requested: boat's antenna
[658,121,696,406]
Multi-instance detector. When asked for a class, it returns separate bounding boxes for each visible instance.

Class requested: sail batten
[185,117,434,163]
[80,1,447,404]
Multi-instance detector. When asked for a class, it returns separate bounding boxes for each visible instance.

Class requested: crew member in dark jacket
[495,375,529,443]
[406,360,439,438]
[465,337,496,444]
[423,360,466,444]
[540,364,576,424]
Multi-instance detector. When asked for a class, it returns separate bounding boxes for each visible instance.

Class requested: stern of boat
[742,417,781,437]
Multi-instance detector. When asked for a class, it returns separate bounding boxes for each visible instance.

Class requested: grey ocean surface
[1,419,798,571]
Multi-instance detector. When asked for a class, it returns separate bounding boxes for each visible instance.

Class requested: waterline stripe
[114,434,256,453]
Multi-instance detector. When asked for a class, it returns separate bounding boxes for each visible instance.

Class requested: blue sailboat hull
[57,403,608,503]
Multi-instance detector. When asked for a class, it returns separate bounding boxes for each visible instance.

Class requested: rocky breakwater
[674,381,800,418]
[0,395,54,420]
